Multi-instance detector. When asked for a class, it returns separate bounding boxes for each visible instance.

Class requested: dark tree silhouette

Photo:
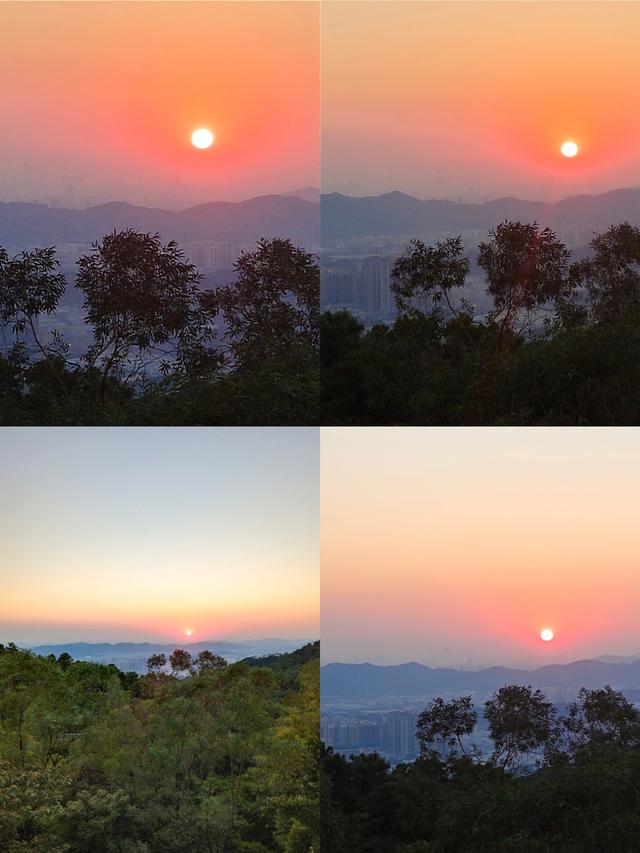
[416,695,478,759]
[194,650,227,674]
[570,223,640,325]
[391,236,470,320]
[205,237,319,374]
[146,653,167,675]
[0,245,68,392]
[564,686,640,753]
[477,221,570,348]
[484,684,557,775]
[76,230,217,403]
[168,648,192,676]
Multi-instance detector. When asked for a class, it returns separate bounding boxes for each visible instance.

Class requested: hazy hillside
[321,657,640,697]
[322,187,640,238]
[0,193,319,247]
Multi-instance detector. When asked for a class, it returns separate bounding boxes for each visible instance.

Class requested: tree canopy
[0,234,319,425]
[322,221,640,425]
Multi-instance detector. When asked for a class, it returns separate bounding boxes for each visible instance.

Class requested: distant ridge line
[321,186,640,238]
[321,657,640,697]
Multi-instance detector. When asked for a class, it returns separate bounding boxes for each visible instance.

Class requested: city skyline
[322,428,640,667]
[0,2,319,208]
[323,1,640,201]
[0,428,319,645]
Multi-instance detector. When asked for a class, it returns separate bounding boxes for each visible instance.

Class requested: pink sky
[322,428,640,667]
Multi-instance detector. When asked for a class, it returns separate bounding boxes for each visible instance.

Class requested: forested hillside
[0,641,319,852]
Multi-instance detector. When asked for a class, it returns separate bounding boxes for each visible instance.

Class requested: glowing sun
[540,628,554,642]
[191,128,214,149]
[560,141,579,158]
[184,628,194,637]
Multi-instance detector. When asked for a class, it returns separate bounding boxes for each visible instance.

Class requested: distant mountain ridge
[322,187,640,238]
[30,638,311,662]
[321,658,640,698]
[0,193,319,247]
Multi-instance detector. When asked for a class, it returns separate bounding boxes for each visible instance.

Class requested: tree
[416,696,477,759]
[205,238,319,375]
[57,653,73,672]
[194,650,227,674]
[0,246,68,393]
[76,230,217,404]
[477,221,570,348]
[484,684,557,776]
[563,686,640,754]
[146,653,167,675]
[571,223,640,324]
[168,648,192,676]
[391,236,470,319]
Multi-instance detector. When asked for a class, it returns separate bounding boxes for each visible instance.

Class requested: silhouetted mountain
[0,194,319,247]
[322,188,640,238]
[282,187,320,203]
[321,658,640,698]
[597,653,640,664]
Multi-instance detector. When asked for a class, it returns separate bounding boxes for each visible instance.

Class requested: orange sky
[0,2,319,208]
[322,428,640,667]
[323,1,640,201]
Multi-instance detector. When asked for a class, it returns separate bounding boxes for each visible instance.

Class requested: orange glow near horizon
[323,2,640,200]
[322,429,640,667]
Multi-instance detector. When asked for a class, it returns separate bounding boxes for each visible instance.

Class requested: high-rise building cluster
[321,711,419,763]
[321,255,397,318]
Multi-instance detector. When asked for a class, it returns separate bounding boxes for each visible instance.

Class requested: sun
[540,628,554,642]
[560,141,579,158]
[191,128,214,150]
[184,628,194,638]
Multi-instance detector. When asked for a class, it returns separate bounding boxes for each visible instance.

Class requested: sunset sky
[322,428,640,668]
[323,1,640,201]
[0,428,318,645]
[0,1,319,208]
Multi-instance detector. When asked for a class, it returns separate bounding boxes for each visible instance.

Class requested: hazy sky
[0,428,318,645]
[322,428,640,668]
[0,2,319,208]
[323,1,640,201]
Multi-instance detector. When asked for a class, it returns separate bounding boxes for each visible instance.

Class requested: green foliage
[0,643,319,852]
[242,643,320,691]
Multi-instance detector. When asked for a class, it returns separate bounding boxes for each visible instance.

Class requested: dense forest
[0,234,319,426]
[321,683,640,852]
[322,221,640,425]
[0,641,319,852]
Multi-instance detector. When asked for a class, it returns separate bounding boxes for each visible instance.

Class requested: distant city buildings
[321,711,420,764]
[183,240,248,272]
[321,254,397,323]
